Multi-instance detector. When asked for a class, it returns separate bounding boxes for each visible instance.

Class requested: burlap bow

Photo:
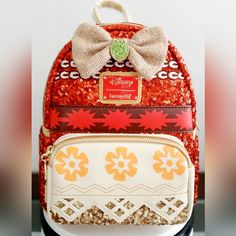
[72,23,168,79]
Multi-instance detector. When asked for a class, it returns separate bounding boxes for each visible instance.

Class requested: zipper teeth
[54,133,184,146]
[48,135,192,167]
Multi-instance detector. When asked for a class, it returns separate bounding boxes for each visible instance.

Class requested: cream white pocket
[44,134,194,225]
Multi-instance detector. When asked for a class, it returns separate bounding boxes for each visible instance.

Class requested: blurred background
[0,0,235,235]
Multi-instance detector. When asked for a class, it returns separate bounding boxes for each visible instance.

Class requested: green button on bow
[110,38,129,62]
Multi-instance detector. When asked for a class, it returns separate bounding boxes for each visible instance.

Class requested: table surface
[32,200,205,235]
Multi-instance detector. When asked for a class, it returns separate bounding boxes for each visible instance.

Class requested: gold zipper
[41,134,192,169]
[41,145,53,182]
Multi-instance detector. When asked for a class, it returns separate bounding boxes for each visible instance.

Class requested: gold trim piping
[42,125,50,138]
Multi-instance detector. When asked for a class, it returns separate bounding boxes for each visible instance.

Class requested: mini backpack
[39,0,199,226]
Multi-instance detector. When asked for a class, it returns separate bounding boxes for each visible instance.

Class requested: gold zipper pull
[41,145,53,183]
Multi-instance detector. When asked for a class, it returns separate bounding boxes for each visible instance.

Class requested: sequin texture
[39,23,199,214]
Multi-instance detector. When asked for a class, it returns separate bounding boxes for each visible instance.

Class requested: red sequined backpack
[40,0,199,227]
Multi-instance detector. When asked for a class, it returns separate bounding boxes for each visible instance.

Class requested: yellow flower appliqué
[105,147,137,181]
[55,146,88,181]
[153,146,186,180]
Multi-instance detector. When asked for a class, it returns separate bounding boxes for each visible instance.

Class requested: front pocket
[44,134,194,225]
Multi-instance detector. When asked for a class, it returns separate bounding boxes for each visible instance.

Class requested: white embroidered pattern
[55,59,184,80]
[51,195,188,223]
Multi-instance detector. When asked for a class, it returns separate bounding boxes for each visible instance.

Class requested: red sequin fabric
[39,23,199,208]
